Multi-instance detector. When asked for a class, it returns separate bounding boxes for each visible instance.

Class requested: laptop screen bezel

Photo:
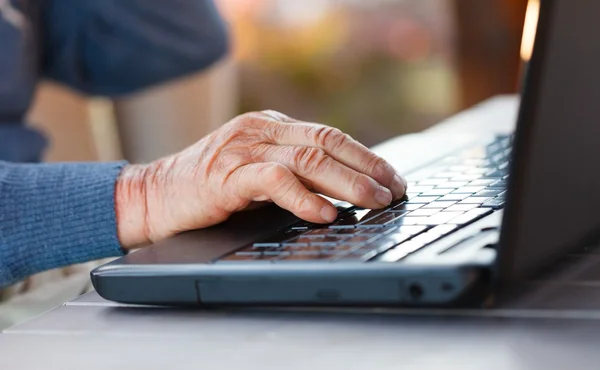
[496,0,600,282]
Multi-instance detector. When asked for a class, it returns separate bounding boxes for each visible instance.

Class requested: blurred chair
[113,58,237,163]
[29,58,237,164]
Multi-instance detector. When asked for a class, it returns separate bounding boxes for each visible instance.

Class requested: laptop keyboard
[217,134,513,264]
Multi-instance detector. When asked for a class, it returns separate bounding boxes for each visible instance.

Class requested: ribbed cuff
[0,161,128,287]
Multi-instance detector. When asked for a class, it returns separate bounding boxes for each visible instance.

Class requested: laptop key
[406,208,441,217]
[435,181,469,189]
[445,203,479,212]
[447,208,493,225]
[438,193,470,201]
[307,235,348,244]
[282,236,319,246]
[447,165,472,172]
[343,234,382,246]
[417,212,463,225]
[355,227,391,235]
[417,178,448,186]
[291,225,311,230]
[421,188,454,197]
[281,242,309,248]
[326,209,382,229]
[390,202,423,211]
[346,242,398,261]
[263,250,288,256]
[462,159,491,167]
[410,231,445,245]
[459,197,492,204]
[452,186,486,194]
[302,228,336,237]
[486,142,502,154]
[432,172,462,179]
[342,233,415,261]
[481,198,506,209]
[253,242,281,248]
[450,174,483,181]
[489,179,507,189]
[490,153,505,164]
[428,224,458,236]
[327,224,356,230]
[394,225,428,236]
[397,217,428,225]
[405,196,440,204]
[464,168,490,175]
[468,179,496,186]
[357,212,407,228]
[234,251,263,256]
[376,239,426,262]
[475,189,504,197]
[408,185,436,193]
[422,201,457,209]
[308,241,340,248]
[485,169,507,178]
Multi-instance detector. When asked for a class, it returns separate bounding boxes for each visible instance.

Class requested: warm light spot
[520,0,540,62]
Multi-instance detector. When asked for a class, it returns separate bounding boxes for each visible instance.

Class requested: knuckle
[264,163,290,185]
[313,126,346,149]
[219,121,245,142]
[351,174,374,201]
[227,115,247,131]
[261,109,282,118]
[294,147,328,173]
[235,112,268,129]
[293,191,313,213]
[365,155,388,178]
[223,114,271,144]
[248,143,269,162]
[261,109,293,123]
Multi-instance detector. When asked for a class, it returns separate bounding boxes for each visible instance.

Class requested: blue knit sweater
[0,0,228,287]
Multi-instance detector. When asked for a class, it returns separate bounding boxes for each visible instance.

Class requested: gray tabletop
[4,288,600,370]
[5,96,600,370]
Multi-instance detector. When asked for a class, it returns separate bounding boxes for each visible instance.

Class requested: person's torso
[0,0,46,162]
[0,0,39,120]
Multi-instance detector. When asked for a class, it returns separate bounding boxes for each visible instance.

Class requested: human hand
[115,110,407,248]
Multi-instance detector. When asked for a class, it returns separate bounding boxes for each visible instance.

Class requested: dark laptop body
[91,0,600,307]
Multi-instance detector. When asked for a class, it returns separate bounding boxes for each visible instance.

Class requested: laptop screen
[498,0,600,281]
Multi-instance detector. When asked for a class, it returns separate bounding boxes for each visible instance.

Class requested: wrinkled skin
[116,110,407,248]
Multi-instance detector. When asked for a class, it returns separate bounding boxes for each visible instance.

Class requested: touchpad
[119,204,299,265]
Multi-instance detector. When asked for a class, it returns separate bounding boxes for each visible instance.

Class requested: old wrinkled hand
[115,110,407,248]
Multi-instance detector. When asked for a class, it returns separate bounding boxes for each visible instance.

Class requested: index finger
[263,113,406,199]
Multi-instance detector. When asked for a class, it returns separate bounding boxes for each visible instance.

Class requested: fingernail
[391,174,407,199]
[320,206,338,223]
[375,186,393,206]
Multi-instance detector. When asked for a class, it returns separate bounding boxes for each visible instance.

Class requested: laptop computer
[91,0,600,307]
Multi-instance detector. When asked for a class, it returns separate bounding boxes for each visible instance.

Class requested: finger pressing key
[253,144,392,209]
[265,118,406,199]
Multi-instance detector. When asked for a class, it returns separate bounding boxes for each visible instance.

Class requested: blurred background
[4,0,535,327]
[28,0,529,164]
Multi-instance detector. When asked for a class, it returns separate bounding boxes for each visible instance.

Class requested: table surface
[6,95,600,370]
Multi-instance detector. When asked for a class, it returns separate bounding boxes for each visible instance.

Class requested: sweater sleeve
[0,161,128,287]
